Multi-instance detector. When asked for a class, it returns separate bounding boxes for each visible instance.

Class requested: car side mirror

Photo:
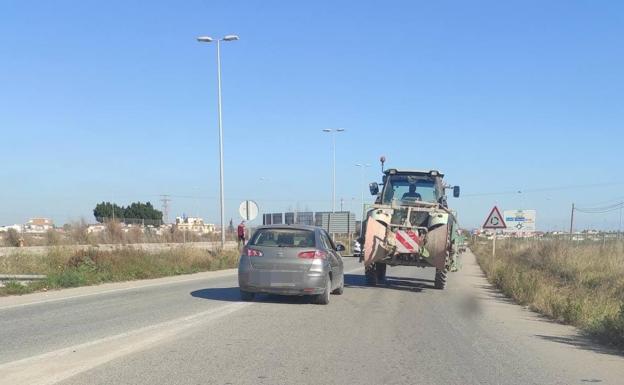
[369,182,379,195]
[335,243,346,252]
[453,186,460,198]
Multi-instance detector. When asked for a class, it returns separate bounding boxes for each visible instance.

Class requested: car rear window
[250,229,316,247]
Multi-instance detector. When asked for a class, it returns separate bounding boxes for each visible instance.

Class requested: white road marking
[0,302,251,385]
[0,262,364,385]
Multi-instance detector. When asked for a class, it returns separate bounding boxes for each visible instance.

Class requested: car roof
[254,224,320,232]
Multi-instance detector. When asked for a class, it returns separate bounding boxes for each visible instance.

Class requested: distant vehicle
[352,239,362,258]
[362,166,461,289]
[238,225,345,305]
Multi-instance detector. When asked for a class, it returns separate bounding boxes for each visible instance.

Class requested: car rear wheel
[314,275,331,305]
[240,290,255,301]
[331,274,344,295]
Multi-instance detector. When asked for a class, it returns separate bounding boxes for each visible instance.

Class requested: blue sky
[1,0,622,230]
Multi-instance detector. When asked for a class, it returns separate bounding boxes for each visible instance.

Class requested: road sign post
[239,200,259,222]
[482,206,506,263]
[492,233,496,259]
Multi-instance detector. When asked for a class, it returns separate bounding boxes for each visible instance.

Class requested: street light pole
[216,39,226,247]
[197,34,239,248]
[322,128,345,212]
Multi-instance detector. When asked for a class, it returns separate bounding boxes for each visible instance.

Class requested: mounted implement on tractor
[361,161,461,289]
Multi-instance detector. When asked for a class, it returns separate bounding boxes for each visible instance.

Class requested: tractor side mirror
[369,182,379,195]
[453,186,460,198]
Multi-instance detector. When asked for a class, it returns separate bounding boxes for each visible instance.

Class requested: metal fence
[95,217,163,227]
[262,211,356,234]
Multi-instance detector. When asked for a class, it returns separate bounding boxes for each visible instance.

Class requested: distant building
[0,224,22,233]
[23,218,54,233]
[87,224,107,234]
[175,217,215,234]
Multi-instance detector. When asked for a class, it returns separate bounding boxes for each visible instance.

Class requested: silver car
[238,225,345,305]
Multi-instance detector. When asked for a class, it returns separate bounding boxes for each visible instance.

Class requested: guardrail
[0,274,47,281]
[0,274,47,287]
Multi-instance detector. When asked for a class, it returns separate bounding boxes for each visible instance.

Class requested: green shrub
[1,281,31,295]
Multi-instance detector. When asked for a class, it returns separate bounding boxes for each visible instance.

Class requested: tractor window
[382,175,437,204]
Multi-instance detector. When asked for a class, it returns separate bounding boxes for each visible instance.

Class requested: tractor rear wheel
[365,265,378,286]
[427,224,450,270]
[434,268,447,290]
[375,263,387,282]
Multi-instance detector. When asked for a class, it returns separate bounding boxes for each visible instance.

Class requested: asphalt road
[1,251,623,385]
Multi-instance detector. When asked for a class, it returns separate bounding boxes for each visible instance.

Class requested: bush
[473,239,624,348]
[5,228,22,247]
[68,219,90,245]
[0,246,240,296]
[46,229,62,246]
[2,281,30,295]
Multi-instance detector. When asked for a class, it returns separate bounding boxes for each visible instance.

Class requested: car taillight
[244,247,263,257]
[297,250,327,259]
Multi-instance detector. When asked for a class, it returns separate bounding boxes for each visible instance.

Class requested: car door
[320,231,344,288]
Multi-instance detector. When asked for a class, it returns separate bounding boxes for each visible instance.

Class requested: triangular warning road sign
[483,206,506,229]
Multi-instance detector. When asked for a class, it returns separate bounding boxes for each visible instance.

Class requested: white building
[175,217,215,234]
[0,224,23,233]
[23,218,54,234]
[86,224,107,234]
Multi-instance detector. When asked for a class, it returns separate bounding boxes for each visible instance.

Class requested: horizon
[1,0,623,232]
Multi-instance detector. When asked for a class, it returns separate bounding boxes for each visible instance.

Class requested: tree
[93,202,125,222]
[124,202,163,224]
[93,201,163,225]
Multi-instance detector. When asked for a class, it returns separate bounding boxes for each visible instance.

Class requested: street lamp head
[355,163,362,167]
[336,128,346,132]
[222,35,240,41]
[196,36,214,43]
[322,129,332,133]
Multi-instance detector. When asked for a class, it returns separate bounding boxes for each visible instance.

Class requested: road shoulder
[0,268,238,310]
[461,249,624,383]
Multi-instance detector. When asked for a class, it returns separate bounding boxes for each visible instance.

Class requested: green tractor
[361,166,461,289]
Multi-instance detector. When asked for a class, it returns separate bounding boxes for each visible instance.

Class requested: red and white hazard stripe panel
[394,229,422,253]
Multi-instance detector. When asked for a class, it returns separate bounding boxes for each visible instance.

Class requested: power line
[575,202,624,214]
[463,181,624,198]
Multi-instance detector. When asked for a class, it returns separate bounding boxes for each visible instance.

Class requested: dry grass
[0,219,238,247]
[0,247,240,296]
[473,239,624,348]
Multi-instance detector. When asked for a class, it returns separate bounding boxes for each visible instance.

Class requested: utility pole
[569,203,575,240]
[619,205,622,240]
[160,195,171,224]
